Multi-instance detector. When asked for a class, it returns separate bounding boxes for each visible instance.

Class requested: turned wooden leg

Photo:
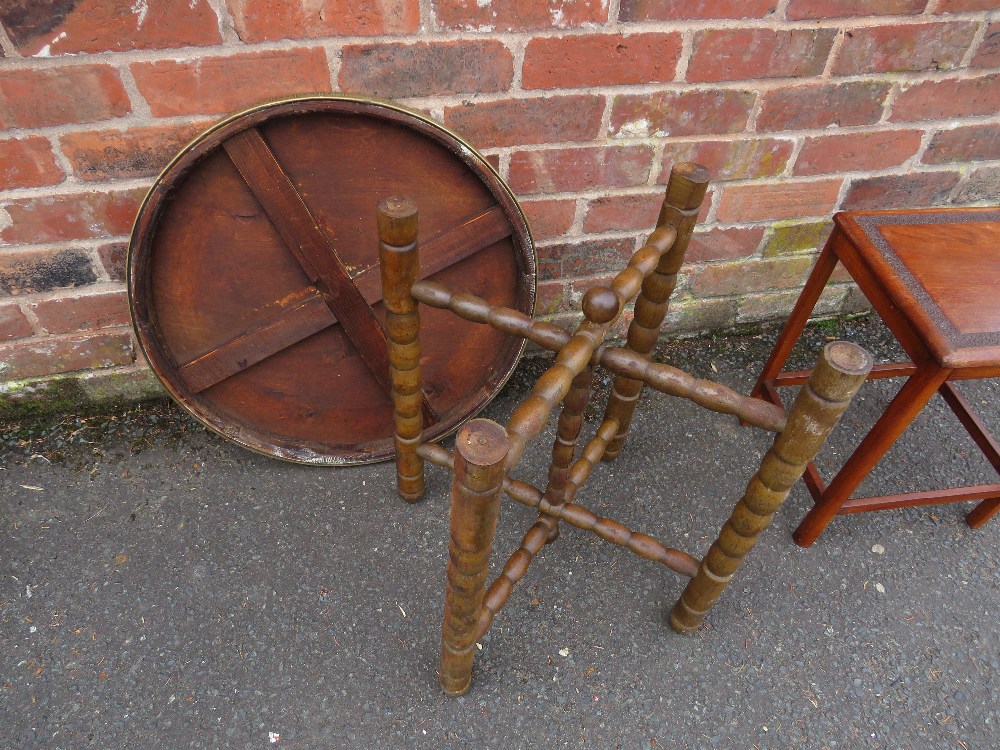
[378,197,425,502]
[793,362,952,547]
[602,162,710,461]
[671,341,872,632]
[440,419,510,696]
[750,238,840,401]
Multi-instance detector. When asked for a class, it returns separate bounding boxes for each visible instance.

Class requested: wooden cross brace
[377,163,874,696]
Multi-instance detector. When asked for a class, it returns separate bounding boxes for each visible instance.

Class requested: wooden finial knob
[582,286,620,324]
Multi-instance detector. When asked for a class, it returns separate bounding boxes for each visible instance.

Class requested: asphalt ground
[2,315,998,750]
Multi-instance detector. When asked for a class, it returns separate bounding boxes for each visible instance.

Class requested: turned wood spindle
[378,196,425,502]
[440,419,511,696]
[602,162,710,462]
[670,341,873,632]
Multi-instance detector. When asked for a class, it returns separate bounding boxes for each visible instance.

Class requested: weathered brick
[28,291,131,335]
[227,0,419,41]
[1,0,221,56]
[716,180,842,223]
[0,66,130,129]
[610,89,755,138]
[761,220,834,257]
[786,0,927,19]
[445,95,604,149]
[842,171,961,210]
[663,298,737,335]
[833,22,978,75]
[692,256,816,297]
[339,40,513,98]
[661,138,793,182]
[131,48,331,118]
[97,242,128,283]
[0,249,98,296]
[522,33,681,89]
[737,286,844,324]
[582,193,662,233]
[890,74,1000,121]
[432,0,608,31]
[520,199,576,241]
[0,302,32,341]
[936,0,999,11]
[59,123,209,182]
[795,130,923,176]
[687,28,836,83]
[620,0,778,21]
[537,237,635,280]
[952,166,1000,204]
[687,226,765,263]
[509,145,654,195]
[0,137,64,191]
[1,189,145,246]
[0,332,134,381]
[535,280,570,315]
[757,81,890,132]
[971,23,1000,68]
[923,124,1000,164]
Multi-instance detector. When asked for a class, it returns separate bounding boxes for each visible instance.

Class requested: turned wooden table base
[379,164,873,696]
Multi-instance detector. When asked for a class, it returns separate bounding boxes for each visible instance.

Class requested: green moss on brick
[762,220,833,257]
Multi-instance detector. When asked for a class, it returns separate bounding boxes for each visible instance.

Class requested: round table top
[128,96,536,464]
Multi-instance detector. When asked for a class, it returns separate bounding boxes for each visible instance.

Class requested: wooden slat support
[839,485,1000,513]
[773,362,919,387]
[222,127,438,425]
[176,205,512,394]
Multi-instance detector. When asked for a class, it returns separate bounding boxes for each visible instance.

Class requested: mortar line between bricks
[5,282,130,307]
[774,0,792,22]
[114,65,153,119]
[17,300,46,337]
[961,20,992,68]
[205,0,241,45]
[0,177,154,201]
[674,28,694,83]
[820,29,847,79]
[0,237,133,255]
[924,0,943,13]
[0,22,18,57]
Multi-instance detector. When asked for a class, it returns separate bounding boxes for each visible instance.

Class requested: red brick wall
[0,1,998,400]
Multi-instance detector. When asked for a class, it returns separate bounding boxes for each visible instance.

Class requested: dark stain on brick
[0,249,97,296]
[0,0,80,48]
[97,242,127,282]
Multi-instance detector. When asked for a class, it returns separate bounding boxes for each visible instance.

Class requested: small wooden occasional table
[751,207,1000,546]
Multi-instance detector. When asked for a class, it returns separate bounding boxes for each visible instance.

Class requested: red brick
[0,137,64,191]
[936,0,999,10]
[1,189,145,246]
[522,33,681,90]
[620,0,778,21]
[842,171,961,210]
[923,124,1000,164]
[97,242,128,283]
[738,286,844,323]
[687,226,765,263]
[445,95,604,149]
[0,302,32,341]
[972,23,1000,68]
[535,280,569,315]
[832,22,978,75]
[795,130,923,176]
[757,81,890,132]
[0,332,134,380]
[953,166,1000,204]
[537,237,634,279]
[520,199,576,241]
[0,66,130,129]
[582,193,662,233]
[890,74,1000,121]
[661,139,793,182]
[687,28,836,83]
[1,0,221,56]
[59,123,209,182]
[432,0,608,31]
[716,180,842,223]
[509,145,654,195]
[786,0,927,19]
[0,249,98,296]
[610,89,755,138]
[339,41,512,98]
[28,291,130,335]
[131,48,331,118]
[226,0,419,41]
[691,256,816,297]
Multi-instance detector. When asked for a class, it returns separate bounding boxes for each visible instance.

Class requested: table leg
[793,364,952,547]
[751,238,840,401]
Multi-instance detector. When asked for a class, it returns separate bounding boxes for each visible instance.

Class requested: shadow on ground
[3,316,997,749]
